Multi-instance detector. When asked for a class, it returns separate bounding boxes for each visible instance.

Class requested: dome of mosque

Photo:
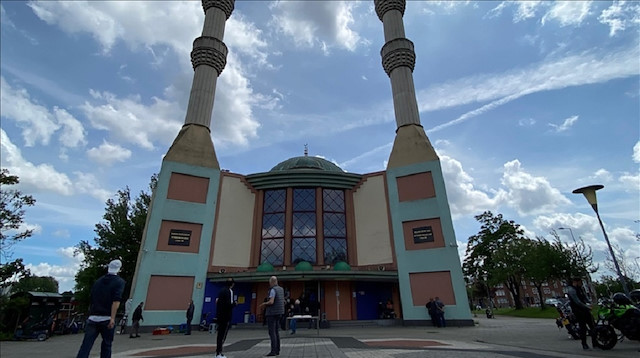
[270,156,343,173]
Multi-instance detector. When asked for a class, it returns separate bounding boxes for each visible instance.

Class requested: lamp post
[572,184,630,296]
[482,273,493,318]
[558,227,578,245]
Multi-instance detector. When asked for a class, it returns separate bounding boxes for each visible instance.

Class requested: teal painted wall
[386,160,472,322]
[130,160,221,326]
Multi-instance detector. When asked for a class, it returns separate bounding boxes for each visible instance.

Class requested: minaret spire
[375,0,438,168]
[164,0,235,168]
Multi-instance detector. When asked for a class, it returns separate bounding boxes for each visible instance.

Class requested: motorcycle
[592,292,640,350]
[554,299,580,340]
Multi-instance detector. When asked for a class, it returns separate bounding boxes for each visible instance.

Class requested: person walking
[76,259,125,358]
[185,299,195,335]
[260,276,284,357]
[567,277,595,350]
[215,278,236,358]
[130,302,144,338]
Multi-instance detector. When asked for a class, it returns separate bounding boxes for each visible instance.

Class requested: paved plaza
[1,316,637,358]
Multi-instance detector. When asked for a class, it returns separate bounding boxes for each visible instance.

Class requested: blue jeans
[290,318,297,333]
[266,315,281,354]
[76,319,115,358]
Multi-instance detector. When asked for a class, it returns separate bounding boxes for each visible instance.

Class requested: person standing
[567,277,595,350]
[215,278,236,358]
[130,302,144,338]
[76,259,125,358]
[289,299,302,334]
[260,276,284,357]
[425,297,437,326]
[185,299,195,335]
[435,297,446,327]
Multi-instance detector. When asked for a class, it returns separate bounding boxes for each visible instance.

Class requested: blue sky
[1,1,638,293]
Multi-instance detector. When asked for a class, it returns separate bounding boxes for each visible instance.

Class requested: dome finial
[304,144,308,157]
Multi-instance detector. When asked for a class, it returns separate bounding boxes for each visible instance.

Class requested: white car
[544,298,560,306]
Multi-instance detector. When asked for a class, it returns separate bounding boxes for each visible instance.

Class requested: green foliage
[594,275,640,298]
[11,276,59,294]
[73,175,156,312]
[0,169,36,288]
[463,211,528,309]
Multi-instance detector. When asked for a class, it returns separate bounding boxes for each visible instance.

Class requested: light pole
[558,227,578,245]
[482,273,493,317]
[573,184,630,296]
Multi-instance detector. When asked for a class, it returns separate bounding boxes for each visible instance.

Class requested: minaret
[164,0,235,168]
[375,0,437,167]
[129,0,235,327]
[375,0,472,324]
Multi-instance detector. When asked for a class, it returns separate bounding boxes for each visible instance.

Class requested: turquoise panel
[130,160,221,326]
[386,161,472,322]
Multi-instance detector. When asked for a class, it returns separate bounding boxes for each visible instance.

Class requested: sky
[1,1,638,294]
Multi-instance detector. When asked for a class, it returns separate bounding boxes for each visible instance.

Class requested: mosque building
[129,0,473,327]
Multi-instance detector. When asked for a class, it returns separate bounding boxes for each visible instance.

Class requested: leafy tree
[603,242,639,283]
[463,211,528,309]
[594,275,640,298]
[521,237,569,309]
[73,175,156,312]
[0,169,36,288]
[11,275,59,294]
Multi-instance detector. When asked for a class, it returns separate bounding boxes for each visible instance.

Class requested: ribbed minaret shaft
[184,0,234,128]
[375,0,420,128]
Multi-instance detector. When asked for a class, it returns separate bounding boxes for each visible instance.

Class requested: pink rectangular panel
[402,218,445,250]
[409,271,455,306]
[145,275,195,310]
[157,220,202,253]
[167,172,209,203]
[396,172,435,202]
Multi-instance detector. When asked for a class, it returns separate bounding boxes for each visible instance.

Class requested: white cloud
[0,129,73,195]
[226,15,271,68]
[542,1,592,27]
[0,76,59,146]
[619,172,640,191]
[518,118,536,126]
[501,159,571,216]
[26,246,84,292]
[514,1,543,22]
[54,107,87,148]
[73,172,112,202]
[633,141,640,163]
[591,168,614,183]
[548,115,578,132]
[81,90,182,150]
[598,1,640,37]
[440,155,500,217]
[86,141,132,166]
[421,47,639,132]
[270,1,361,52]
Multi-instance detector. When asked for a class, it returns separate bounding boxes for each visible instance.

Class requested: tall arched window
[292,188,316,264]
[323,189,346,264]
[260,189,286,265]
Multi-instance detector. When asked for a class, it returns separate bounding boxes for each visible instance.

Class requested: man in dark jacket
[215,278,236,358]
[567,277,595,350]
[185,299,195,335]
[76,259,125,358]
[130,302,144,338]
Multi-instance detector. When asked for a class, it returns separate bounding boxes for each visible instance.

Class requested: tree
[463,211,528,309]
[74,175,156,312]
[11,275,59,294]
[521,237,569,309]
[0,169,36,288]
[603,242,639,283]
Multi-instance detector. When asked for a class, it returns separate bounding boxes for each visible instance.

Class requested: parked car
[545,298,561,306]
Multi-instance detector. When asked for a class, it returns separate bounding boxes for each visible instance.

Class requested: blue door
[355,282,393,320]
[203,281,253,324]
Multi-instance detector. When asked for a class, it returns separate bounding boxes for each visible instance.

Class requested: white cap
[108,259,122,274]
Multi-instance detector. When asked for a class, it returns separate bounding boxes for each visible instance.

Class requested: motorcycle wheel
[592,325,617,350]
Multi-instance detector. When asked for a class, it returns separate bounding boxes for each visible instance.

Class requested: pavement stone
[1,316,637,358]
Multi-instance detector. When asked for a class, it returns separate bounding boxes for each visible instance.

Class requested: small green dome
[257,262,274,272]
[271,156,343,172]
[333,261,351,271]
[295,261,313,271]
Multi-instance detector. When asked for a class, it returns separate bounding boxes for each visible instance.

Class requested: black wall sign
[413,226,434,243]
[169,229,192,246]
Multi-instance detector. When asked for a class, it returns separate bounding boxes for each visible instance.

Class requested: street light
[572,184,630,296]
[482,273,493,318]
[558,227,577,245]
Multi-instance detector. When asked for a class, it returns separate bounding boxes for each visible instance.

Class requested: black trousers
[216,319,230,355]
[574,309,595,345]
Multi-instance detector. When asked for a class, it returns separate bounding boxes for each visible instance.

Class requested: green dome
[257,262,274,272]
[295,261,313,271]
[333,261,351,271]
[271,156,343,172]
